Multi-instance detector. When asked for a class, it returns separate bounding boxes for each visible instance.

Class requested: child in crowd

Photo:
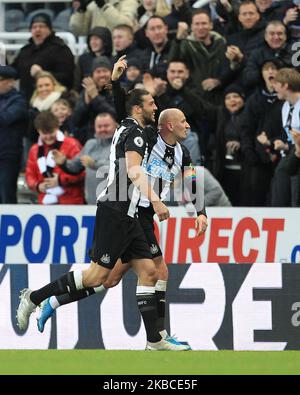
[50,98,77,137]
[123,58,142,90]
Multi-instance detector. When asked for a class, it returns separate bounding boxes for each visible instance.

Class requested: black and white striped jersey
[97,117,148,217]
[97,118,203,219]
[139,127,192,209]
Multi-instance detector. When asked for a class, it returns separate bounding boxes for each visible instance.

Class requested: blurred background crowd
[1,0,300,207]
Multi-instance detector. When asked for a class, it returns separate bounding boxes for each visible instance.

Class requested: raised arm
[111,55,128,122]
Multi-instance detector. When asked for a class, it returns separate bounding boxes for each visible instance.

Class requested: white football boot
[16,288,36,331]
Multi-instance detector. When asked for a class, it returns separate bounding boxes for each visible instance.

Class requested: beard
[142,110,155,125]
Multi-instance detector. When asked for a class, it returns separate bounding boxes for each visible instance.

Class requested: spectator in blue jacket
[0,66,28,203]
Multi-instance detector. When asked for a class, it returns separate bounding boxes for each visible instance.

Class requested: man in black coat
[217,0,290,29]
[171,79,247,205]
[242,20,296,90]
[239,60,284,205]
[11,13,75,100]
[220,1,266,87]
[72,56,116,144]
[143,60,208,152]
[255,0,290,22]
[112,24,143,64]
[0,66,28,203]
[141,16,172,80]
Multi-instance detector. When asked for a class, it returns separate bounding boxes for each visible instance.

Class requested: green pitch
[0,350,300,375]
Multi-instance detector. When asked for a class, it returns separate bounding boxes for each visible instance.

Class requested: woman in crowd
[27,71,66,144]
[30,71,66,113]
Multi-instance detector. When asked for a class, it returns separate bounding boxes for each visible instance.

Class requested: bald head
[158,108,184,128]
[158,108,190,143]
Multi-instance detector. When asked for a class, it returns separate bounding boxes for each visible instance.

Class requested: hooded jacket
[74,26,112,91]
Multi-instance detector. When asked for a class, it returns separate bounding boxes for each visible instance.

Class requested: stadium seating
[5,9,25,32]
[25,8,55,24]
[52,8,72,32]
[10,8,56,31]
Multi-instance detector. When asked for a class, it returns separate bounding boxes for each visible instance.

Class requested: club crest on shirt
[164,156,174,166]
[100,254,111,264]
[150,244,159,254]
[134,136,144,147]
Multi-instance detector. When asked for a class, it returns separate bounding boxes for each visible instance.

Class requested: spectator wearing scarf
[26,111,85,205]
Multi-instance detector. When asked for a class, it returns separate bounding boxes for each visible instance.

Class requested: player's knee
[103,276,121,289]
[103,280,112,289]
[156,263,169,281]
[83,270,109,288]
[155,257,168,280]
[158,265,168,281]
[146,266,158,284]
[158,270,168,282]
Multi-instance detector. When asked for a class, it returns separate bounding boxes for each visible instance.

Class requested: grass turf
[0,350,300,375]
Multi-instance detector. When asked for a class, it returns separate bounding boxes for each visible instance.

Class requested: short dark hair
[145,15,167,29]
[265,20,286,33]
[96,112,117,121]
[34,111,59,133]
[125,89,150,115]
[168,59,190,70]
[192,9,212,23]
[238,0,259,14]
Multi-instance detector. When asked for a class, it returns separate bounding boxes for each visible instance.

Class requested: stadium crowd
[1,0,300,207]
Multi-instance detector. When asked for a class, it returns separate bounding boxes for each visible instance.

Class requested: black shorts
[138,206,162,259]
[89,203,152,269]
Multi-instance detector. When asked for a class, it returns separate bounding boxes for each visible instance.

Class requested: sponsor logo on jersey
[142,157,175,181]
